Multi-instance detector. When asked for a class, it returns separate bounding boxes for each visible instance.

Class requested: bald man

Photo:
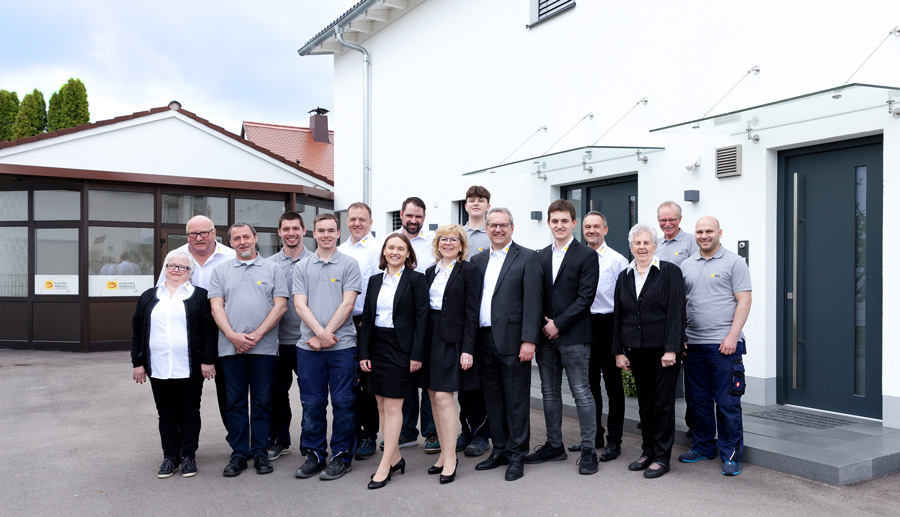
[678,217,752,477]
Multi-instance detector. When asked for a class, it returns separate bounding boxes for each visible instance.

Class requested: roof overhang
[651,83,900,136]
[463,145,664,177]
[298,0,425,56]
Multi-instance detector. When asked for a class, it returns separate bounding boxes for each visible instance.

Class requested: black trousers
[589,313,624,446]
[150,376,204,459]
[477,327,530,462]
[627,347,678,463]
[270,343,298,447]
[353,315,380,442]
[213,357,229,437]
[459,389,490,438]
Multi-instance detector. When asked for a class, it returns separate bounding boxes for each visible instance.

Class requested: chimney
[309,107,330,143]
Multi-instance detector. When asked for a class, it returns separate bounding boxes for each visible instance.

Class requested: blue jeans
[401,389,436,439]
[684,343,745,462]
[297,347,357,464]
[220,354,277,460]
[536,341,596,451]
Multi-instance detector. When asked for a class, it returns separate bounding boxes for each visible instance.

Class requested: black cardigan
[611,260,686,356]
[131,285,218,378]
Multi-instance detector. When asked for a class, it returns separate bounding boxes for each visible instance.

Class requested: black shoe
[686,428,694,438]
[320,460,352,480]
[567,443,583,452]
[455,431,473,452]
[439,459,458,484]
[223,457,247,477]
[268,443,291,460]
[367,471,391,489]
[643,461,670,479]
[157,457,177,479]
[295,457,326,479]
[577,449,599,475]
[254,454,273,474]
[505,461,524,481]
[465,436,490,457]
[390,458,406,475]
[524,443,567,464]
[628,456,653,471]
[476,453,510,471]
[427,464,443,475]
[180,456,197,478]
[636,421,643,430]
[599,443,621,462]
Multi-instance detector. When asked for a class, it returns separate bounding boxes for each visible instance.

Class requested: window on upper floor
[528,0,576,28]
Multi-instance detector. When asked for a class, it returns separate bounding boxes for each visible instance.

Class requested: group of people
[130,186,751,487]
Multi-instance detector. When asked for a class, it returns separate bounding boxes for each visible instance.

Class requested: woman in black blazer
[422,224,482,484]
[358,233,429,489]
[612,223,686,479]
[131,249,217,479]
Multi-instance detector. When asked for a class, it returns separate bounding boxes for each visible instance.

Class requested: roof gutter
[297,0,382,56]
[334,25,373,206]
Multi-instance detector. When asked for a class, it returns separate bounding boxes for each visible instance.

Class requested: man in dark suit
[527,199,600,475]
[470,208,542,481]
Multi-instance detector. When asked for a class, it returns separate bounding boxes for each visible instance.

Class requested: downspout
[335,26,372,206]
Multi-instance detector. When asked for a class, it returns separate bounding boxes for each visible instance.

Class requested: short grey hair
[657,201,682,218]
[228,222,257,242]
[163,248,196,272]
[627,223,659,249]
[185,215,215,233]
[486,207,514,226]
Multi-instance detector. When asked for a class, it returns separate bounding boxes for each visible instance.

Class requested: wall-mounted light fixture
[531,211,543,221]
[684,155,701,171]
[684,190,700,202]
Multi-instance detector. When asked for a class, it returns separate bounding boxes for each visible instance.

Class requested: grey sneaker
[319,460,352,480]
[268,444,290,460]
[295,457,326,479]
[465,436,490,457]
[157,457,177,479]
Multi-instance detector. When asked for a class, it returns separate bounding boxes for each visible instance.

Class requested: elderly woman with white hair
[612,223,686,479]
[131,248,218,479]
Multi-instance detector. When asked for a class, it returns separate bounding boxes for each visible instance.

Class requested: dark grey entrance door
[779,136,882,418]
[563,176,637,256]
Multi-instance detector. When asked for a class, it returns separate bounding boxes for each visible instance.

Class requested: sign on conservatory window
[528,0,575,28]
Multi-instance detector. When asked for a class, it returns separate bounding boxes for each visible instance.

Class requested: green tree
[13,89,47,138]
[58,78,90,128]
[47,91,61,132]
[0,89,19,141]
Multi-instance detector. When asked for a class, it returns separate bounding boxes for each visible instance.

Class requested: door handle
[792,172,799,389]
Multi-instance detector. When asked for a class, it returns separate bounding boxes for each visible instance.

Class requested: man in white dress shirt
[336,202,382,461]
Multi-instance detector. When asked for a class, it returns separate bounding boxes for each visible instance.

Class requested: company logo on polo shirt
[330,278,341,283]
[710,273,720,278]
[257,281,267,286]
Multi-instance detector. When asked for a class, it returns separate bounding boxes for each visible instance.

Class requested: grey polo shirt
[657,229,699,266]
[681,246,752,345]
[207,255,289,357]
[267,246,313,344]
[465,224,491,257]
[292,249,362,351]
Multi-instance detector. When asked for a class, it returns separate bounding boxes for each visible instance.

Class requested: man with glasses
[208,223,288,477]
[158,215,236,437]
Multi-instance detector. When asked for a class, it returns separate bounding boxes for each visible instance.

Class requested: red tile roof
[0,104,332,186]
[241,121,334,183]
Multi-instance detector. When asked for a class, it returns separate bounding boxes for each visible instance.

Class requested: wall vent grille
[715,144,742,178]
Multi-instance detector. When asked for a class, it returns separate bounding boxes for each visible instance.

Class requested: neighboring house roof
[298,0,425,56]
[0,103,333,186]
[241,121,335,182]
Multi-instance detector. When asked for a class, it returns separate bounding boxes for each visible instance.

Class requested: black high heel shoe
[439,459,459,484]
[390,458,406,475]
[428,463,442,475]
[368,470,392,490]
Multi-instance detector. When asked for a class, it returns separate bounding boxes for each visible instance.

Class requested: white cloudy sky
[0,0,352,134]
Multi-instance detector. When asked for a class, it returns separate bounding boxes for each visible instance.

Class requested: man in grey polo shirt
[293,213,362,481]
[656,201,698,266]
[209,223,288,478]
[678,216,752,477]
[266,211,313,461]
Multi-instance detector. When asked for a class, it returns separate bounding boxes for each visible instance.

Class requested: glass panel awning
[650,83,900,136]
[462,145,664,177]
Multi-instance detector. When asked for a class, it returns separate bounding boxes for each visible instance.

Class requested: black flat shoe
[628,456,653,471]
[390,458,406,475]
[643,461,670,479]
[439,459,458,484]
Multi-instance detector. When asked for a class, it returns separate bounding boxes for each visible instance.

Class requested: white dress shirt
[156,242,236,290]
[479,246,509,327]
[375,268,404,328]
[551,236,574,283]
[590,242,629,314]
[149,282,194,379]
[409,231,436,274]
[628,256,661,297]
[338,232,382,316]
[429,260,456,310]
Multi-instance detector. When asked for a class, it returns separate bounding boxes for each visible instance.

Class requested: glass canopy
[462,145,664,177]
[651,83,900,135]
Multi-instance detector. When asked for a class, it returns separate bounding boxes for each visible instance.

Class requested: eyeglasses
[657,218,680,224]
[165,264,192,272]
[438,237,460,243]
[487,223,511,229]
[187,230,214,239]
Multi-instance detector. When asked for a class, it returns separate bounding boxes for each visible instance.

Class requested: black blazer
[611,260,686,356]
[131,286,218,378]
[358,268,429,362]
[470,242,542,355]
[537,238,599,345]
[425,260,483,356]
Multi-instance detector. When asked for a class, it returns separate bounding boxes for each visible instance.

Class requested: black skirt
[363,326,416,399]
[420,310,480,392]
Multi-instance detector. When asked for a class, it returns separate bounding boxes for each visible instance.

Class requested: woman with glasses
[131,249,218,478]
[421,224,483,484]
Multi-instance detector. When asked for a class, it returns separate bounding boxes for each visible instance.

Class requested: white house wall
[329,0,900,420]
